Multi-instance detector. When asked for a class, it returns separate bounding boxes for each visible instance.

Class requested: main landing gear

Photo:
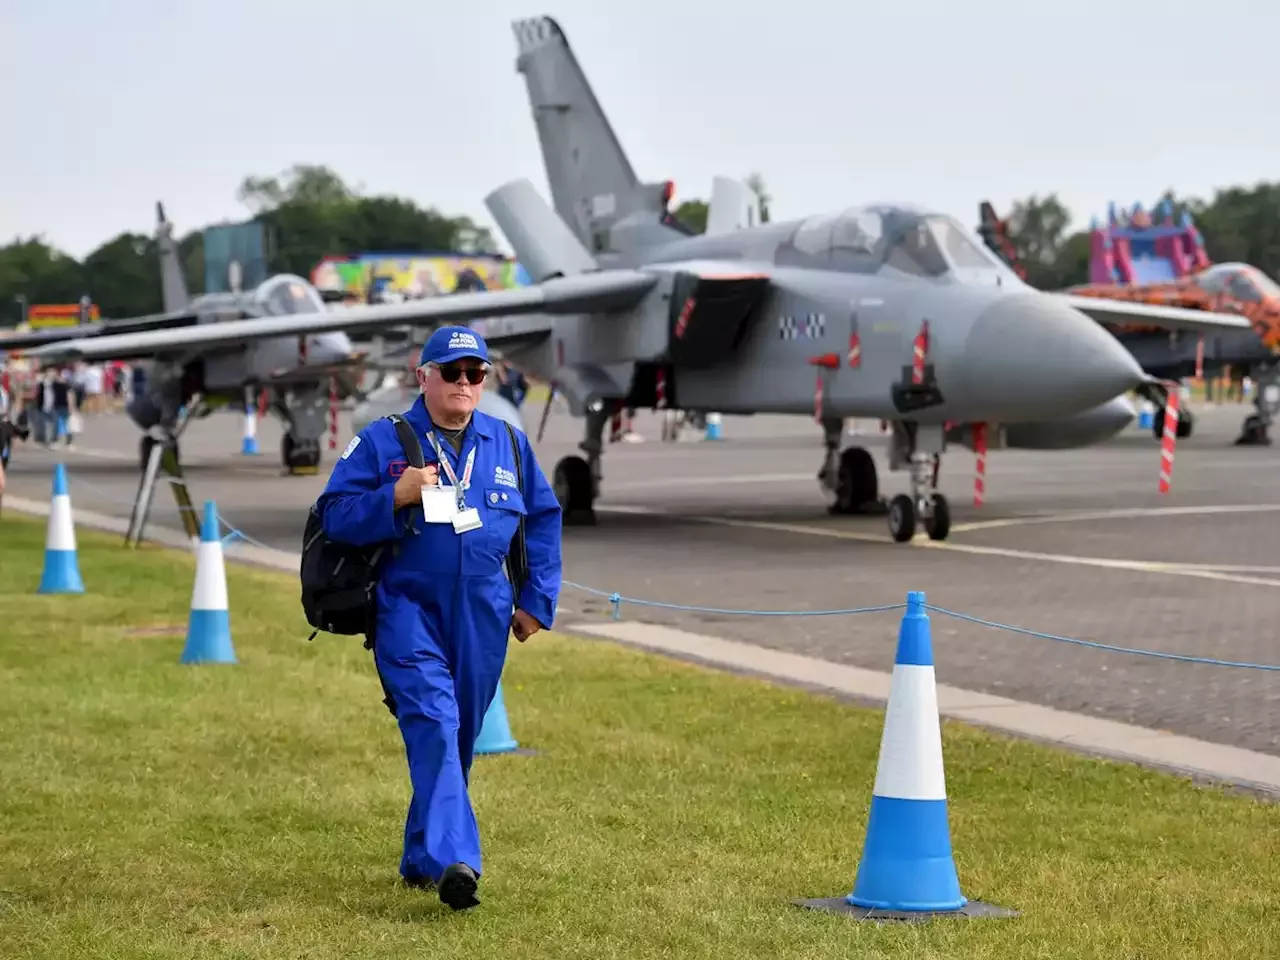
[818,418,952,543]
[818,416,883,515]
[1234,367,1277,446]
[552,405,610,525]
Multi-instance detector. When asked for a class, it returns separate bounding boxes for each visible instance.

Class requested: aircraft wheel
[554,455,596,525]
[1176,410,1194,439]
[1152,409,1194,441]
[923,494,951,541]
[281,434,321,475]
[829,447,878,514]
[887,494,916,543]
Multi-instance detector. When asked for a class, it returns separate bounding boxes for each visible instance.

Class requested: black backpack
[299,413,529,645]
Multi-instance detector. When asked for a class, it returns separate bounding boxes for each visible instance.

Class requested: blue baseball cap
[419,325,489,367]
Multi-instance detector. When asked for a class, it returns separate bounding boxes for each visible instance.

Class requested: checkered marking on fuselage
[778,313,826,340]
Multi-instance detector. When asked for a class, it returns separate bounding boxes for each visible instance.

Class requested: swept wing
[0,309,202,352]
[24,271,657,364]
[1049,294,1252,334]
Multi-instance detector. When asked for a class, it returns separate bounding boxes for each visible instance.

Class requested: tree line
[0,164,497,323]
[976,185,1280,291]
[4,163,1280,326]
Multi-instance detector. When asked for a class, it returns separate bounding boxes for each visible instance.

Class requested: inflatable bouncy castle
[1088,199,1211,286]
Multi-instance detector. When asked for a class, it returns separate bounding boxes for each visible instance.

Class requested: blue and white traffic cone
[794,590,1014,919]
[37,463,85,595]
[240,406,260,455]
[704,413,723,441]
[474,679,520,754]
[848,591,965,912]
[180,501,237,665]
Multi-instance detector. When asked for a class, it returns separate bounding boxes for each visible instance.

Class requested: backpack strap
[387,414,425,468]
[503,420,530,600]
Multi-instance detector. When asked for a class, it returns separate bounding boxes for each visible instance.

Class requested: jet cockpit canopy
[788,204,1021,285]
[1195,262,1280,302]
[254,275,328,317]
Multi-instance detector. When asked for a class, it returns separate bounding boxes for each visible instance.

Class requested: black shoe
[437,862,480,911]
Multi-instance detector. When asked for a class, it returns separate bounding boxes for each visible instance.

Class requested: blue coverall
[316,395,563,884]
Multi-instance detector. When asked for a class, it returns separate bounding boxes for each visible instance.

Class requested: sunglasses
[434,363,488,385]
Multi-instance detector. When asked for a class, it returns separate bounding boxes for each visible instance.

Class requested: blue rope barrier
[560,581,1280,672]
[924,604,1280,672]
[562,580,906,620]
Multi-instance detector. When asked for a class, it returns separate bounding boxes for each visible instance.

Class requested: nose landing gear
[887,423,951,543]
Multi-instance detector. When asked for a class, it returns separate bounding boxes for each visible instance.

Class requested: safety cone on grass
[474,680,523,755]
[794,591,1014,921]
[37,463,85,595]
[180,500,237,665]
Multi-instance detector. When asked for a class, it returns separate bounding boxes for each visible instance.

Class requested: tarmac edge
[4,494,1277,799]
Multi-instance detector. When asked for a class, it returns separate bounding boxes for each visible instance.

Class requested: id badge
[452,507,483,534]
[422,486,459,524]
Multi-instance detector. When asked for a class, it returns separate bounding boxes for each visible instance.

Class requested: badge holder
[422,486,458,524]
[452,507,483,533]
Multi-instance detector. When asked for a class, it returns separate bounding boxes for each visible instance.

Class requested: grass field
[1,513,1277,959]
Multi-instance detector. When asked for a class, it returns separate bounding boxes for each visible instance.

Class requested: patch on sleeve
[340,436,361,460]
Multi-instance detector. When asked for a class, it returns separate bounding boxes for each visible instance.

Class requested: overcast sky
[3,0,1276,263]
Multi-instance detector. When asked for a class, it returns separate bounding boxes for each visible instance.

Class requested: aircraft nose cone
[961,294,1145,419]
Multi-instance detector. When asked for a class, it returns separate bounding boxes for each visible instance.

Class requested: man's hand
[511,609,542,643]
[392,465,439,509]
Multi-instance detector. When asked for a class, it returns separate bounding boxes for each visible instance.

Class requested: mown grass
[0,513,1276,959]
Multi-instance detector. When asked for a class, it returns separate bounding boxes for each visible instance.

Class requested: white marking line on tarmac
[595,505,1280,588]
[950,503,1280,533]
[4,494,1276,793]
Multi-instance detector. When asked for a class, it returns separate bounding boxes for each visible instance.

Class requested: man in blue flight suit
[315,324,562,911]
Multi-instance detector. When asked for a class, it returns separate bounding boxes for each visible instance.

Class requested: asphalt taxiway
[3,401,1278,759]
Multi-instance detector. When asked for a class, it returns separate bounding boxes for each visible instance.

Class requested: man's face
[417,357,488,419]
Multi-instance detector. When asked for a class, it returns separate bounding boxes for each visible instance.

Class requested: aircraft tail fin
[155,202,191,312]
[705,176,762,236]
[485,178,598,283]
[511,16,692,256]
[976,201,1028,282]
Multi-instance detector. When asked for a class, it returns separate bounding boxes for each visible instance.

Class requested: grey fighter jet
[21,15,1250,543]
[0,204,370,475]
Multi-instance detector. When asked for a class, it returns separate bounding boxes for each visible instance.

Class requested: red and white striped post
[973,422,987,507]
[1158,387,1180,495]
